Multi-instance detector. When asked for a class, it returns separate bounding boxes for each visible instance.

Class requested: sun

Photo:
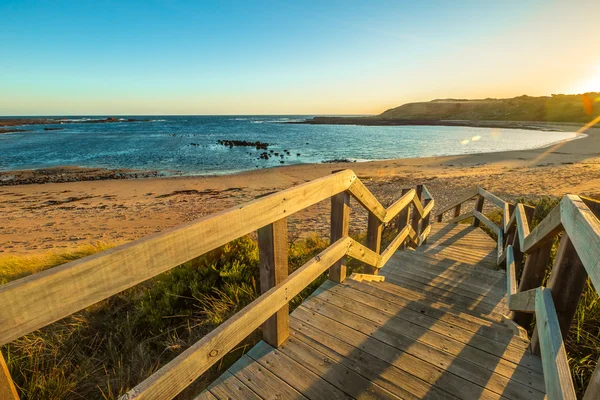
[572,65,600,93]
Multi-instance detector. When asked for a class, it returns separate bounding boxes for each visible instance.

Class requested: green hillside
[379,93,600,122]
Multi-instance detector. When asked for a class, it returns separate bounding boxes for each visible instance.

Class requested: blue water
[0,116,578,175]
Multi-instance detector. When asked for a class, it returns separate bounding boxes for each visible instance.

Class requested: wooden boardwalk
[197,223,547,400]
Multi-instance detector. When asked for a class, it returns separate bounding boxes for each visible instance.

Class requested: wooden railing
[438,188,600,400]
[0,169,434,400]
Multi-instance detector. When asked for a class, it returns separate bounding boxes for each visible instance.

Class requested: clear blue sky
[1,0,599,115]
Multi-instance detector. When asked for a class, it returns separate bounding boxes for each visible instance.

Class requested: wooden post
[0,352,19,400]
[436,214,443,223]
[329,191,350,283]
[512,241,552,328]
[396,188,411,248]
[453,203,462,218]
[410,185,423,236]
[530,197,600,355]
[504,203,516,247]
[257,218,289,347]
[421,198,432,245]
[365,212,382,275]
[583,357,600,400]
[472,195,485,227]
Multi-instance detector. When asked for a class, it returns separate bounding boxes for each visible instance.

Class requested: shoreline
[1,123,599,254]
[0,121,585,186]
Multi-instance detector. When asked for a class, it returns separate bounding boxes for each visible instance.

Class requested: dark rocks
[322,158,356,163]
[43,127,64,131]
[217,139,270,150]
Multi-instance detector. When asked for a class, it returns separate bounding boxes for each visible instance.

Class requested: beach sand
[1,123,599,254]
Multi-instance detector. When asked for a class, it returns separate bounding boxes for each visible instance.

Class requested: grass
[0,234,341,399]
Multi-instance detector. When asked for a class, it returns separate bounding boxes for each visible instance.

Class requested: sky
[1,0,600,116]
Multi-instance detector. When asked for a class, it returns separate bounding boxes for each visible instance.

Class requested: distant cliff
[379,93,600,123]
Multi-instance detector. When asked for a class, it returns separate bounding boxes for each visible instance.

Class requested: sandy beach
[1,122,599,255]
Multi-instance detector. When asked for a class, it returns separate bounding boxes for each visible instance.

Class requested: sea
[0,116,579,175]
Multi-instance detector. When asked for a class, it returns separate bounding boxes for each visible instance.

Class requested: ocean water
[0,116,578,175]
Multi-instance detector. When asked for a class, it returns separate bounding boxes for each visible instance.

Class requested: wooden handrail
[0,169,435,400]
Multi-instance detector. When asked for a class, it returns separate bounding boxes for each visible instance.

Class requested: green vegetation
[0,234,352,399]
[379,93,600,122]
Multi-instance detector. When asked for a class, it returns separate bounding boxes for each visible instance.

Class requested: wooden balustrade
[437,186,600,399]
[0,169,434,400]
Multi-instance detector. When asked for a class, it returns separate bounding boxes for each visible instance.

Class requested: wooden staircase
[197,223,546,400]
[2,170,599,400]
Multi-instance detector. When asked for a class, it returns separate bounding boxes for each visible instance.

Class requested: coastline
[1,123,599,254]
[0,121,585,186]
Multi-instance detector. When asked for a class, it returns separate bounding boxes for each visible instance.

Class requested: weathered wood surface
[365,212,382,274]
[535,288,577,400]
[434,188,478,220]
[123,237,352,400]
[203,223,547,400]
[0,169,357,346]
[258,218,289,347]
[472,194,485,227]
[329,191,351,283]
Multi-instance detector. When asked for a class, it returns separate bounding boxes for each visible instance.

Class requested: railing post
[510,204,534,277]
[366,212,382,275]
[513,241,552,328]
[396,188,412,249]
[0,352,19,400]
[504,203,516,247]
[529,197,600,355]
[410,185,423,236]
[421,197,432,245]
[257,218,289,347]
[472,195,485,227]
[453,203,462,218]
[329,191,350,283]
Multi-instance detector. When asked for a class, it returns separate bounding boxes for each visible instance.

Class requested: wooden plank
[583,357,600,400]
[394,188,412,235]
[420,198,433,245]
[0,169,357,346]
[560,194,600,294]
[445,210,474,224]
[247,341,350,400]
[508,289,537,313]
[522,204,563,253]
[292,306,503,400]
[289,320,432,400]
[227,354,306,399]
[472,195,485,227]
[384,189,415,223]
[329,191,351,283]
[473,210,501,236]
[278,333,401,399]
[434,188,478,219]
[515,204,531,248]
[346,279,523,344]
[347,178,386,221]
[379,226,412,267]
[321,283,544,376]
[478,187,506,209]
[258,218,289,347]
[122,237,352,400]
[299,299,543,400]
[454,203,462,218]
[530,233,589,355]
[365,212,383,274]
[421,184,433,201]
[207,371,260,400]
[535,287,577,400]
[410,185,423,235]
[513,241,552,327]
[346,239,381,269]
[0,352,19,400]
[348,273,385,282]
